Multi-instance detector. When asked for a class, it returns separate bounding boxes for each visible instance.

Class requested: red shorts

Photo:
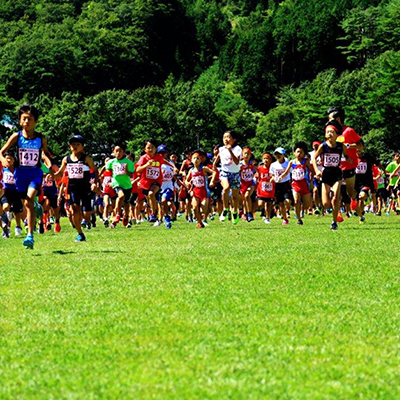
[103,187,117,198]
[240,182,254,195]
[292,179,310,196]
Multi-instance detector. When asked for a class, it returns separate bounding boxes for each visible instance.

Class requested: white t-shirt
[309,150,323,172]
[219,145,242,173]
[270,159,290,183]
[161,163,174,191]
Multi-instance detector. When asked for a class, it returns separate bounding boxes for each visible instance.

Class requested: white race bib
[192,175,205,188]
[324,154,340,168]
[19,148,39,167]
[261,181,273,192]
[67,164,84,179]
[241,170,254,182]
[3,171,15,185]
[102,176,112,189]
[113,163,126,176]
[163,170,174,182]
[146,166,160,179]
[292,167,305,181]
[274,168,284,179]
[356,162,367,174]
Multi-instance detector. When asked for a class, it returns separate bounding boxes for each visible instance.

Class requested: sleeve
[346,128,361,143]
[137,155,146,167]
[128,160,135,173]
[233,146,242,158]
[106,159,113,170]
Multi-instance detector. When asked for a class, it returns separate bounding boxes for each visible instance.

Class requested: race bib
[274,168,284,179]
[261,181,273,192]
[67,164,84,179]
[192,175,205,188]
[113,163,126,176]
[356,162,367,174]
[378,176,385,184]
[324,154,340,168]
[19,148,39,167]
[163,170,174,181]
[43,175,53,187]
[146,166,160,179]
[102,176,112,189]
[241,170,254,181]
[3,171,15,185]
[292,167,305,181]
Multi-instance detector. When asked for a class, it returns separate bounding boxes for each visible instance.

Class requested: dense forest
[0,0,399,160]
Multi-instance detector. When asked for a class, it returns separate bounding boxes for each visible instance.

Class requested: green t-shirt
[385,161,400,186]
[106,157,135,189]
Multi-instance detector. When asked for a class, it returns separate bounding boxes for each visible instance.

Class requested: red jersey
[102,169,116,197]
[188,167,208,201]
[257,165,275,198]
[291,160,310,196]
[372,165,380,190]
[137,154,165,190]
[240,164,256,194]
[339,126,361,170]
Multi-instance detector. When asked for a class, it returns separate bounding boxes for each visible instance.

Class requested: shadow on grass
[53,250,76,255]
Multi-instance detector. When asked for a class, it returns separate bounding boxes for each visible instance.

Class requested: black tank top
[321,142,343,169]
[66,153,91,190]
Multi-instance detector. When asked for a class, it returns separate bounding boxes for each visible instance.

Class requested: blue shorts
[14,167,43,198]
[220,171,241,190]
[161,188,174,202]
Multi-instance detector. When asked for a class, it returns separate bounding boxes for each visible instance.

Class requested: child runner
[240,147,257,222]
[0,103,52,249]
[213,131,242,225]
[256,153,275,224]
[186,152,217,228]
[105,143,135,228]
[270,147,291,225]
[312,120,352,230]
[277,142,314,225]
[136,139,177,225]
[385,151,400,215]
[54,135,98,242]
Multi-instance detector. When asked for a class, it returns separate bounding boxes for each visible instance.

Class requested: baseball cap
[157,144,168,153]
[69,135,84,144]
[274,147,286,155]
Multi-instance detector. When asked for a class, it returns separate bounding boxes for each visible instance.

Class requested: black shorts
[322,168,342,187]
[342,169,356,179]
[389,186,399,198]
[43,187,58,209]
[142,183,161,196]
[129,192,138,205]
[114,187,131,203]
[68,189,93,211]
[275,181,292,204]
[258,197,274,203]
[377,187,388,200]
[0,189,23,213]
[356,181,374,197]
[210,183,222,201]
[340,185,351,205]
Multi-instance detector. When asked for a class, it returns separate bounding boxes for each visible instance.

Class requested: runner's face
[19,112,37,133]
[294,148,304,159]
[69,142,83,153]
[263,155,271,166]
[242,149,251,161]
[170,154,178,163]
[5,155,14,166]
[325,127,337,140]
[223,132,235,146]
[274,153,283,161]
[191,154,201,166]
[113,146,125,160]
[145,143,156,156]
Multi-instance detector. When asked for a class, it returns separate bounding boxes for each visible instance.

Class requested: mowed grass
[1,213,400,399]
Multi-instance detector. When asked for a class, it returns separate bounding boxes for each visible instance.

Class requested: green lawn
[1,214,400,399]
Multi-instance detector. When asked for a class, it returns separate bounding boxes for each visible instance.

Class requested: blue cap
[157,144,168,153]
[69,135,84,144]
[206,152,213,160]
[274,147,286,155]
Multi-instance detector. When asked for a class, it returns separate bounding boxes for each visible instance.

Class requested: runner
[256,153,275,224]
[240,147,257,222]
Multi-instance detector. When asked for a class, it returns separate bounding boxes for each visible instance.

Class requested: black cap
[69,135,84,144]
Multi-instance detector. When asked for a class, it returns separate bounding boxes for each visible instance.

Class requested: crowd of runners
[1,103,400,249]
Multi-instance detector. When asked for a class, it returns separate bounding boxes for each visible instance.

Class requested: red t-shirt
[187,168,207,200]
[372,165,380,190]
[240,164,256,192]
[339,126,361,170]
[137,154,165,190]
[257,165,275,198]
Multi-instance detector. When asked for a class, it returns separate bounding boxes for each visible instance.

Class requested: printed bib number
[192,175,205,188]
[292,168,305,181]
[356,162,367,174]
[241,170,253,181]
[19,148,39,167]
[146,166,160,179]
[378,176,384,184]
[67,164,84,179]
[3,171,15,185]
[163,170,174,181]
[43,176,53,187]
[113,163,126,176]
[261,181,273,192]
[324,154,340,167]
[274,169,284,179]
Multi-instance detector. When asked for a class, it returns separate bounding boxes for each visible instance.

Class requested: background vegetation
[1,0,399,159]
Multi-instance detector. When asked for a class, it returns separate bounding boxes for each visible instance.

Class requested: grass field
[1,213,400,399]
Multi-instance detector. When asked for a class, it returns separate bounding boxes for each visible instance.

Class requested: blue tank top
[16,131,43,168]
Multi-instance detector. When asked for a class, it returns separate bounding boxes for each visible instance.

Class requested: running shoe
[39,223,45,234]
[282,219,289,226]
[164,216,172,229]
[46,223,52,232]
[104,219,109,228]
[54,222,61,233]
[81,220,87,228]
[220,209,228,222]
[75,233,86,242]
[232,213,239,225]
[247,212,254,222]
[2,228,10,239]
[359,216,366,224]
[196,222,204,229]
[86,222,92,230]
[330,221,338,230]
[148,215,157,223]
[15,226,23,236]
[297,219,304,225]
[110,222,117,229]
[264,218,271,224]
[23,235,34,249]
[153,220,162,227]
[337,213,344,223]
